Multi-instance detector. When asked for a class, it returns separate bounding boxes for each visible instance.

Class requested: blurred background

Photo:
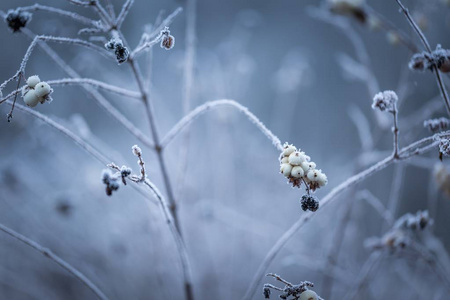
[0,0,450,299]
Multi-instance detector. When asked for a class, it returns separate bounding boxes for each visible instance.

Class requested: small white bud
[291,166,304,178]
[299,289,318,300]
[26,75,41,88]
[301,161,316,172]
[23,89,40,107]
[34,82,51,97]
[282,144,297,157]
[132,145,142,156]
[280,157,289,164]
[280,163,292,177]
[289,151,306,165]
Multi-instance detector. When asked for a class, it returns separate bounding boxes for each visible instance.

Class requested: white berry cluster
[22,75,53,107]
[279,143,327,192]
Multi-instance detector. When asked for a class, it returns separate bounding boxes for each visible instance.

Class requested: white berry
[23,90,40,107]
[280,163,293,177]
[35,82,51,97]
[280,156,289,164]
[26,75,41,88]
[299,289,318,300]
[291,166,304,178]
[289,151,307,165]
[282,144,297,157]
[301,161,316,172]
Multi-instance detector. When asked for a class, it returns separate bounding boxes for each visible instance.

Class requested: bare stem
[0,223,110,300]
[14,4,98,27]
[161,99,283,151]
[392,106,399,158]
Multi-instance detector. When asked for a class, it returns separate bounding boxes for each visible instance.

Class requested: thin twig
[14,4,98,27]
[115,0,134,29]
[161,99,283,151]
[0,222,110,300]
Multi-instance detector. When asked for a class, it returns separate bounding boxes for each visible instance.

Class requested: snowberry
[299,289,318,300]
[26,75,40,88]
[280,163,292,177]
[282,143,296,157]
[23,89,40,107]
[301,161,316,172]
[34,82,51,97]
[291,166,304,178]
[289,151,307,165]
[280,156,289,164]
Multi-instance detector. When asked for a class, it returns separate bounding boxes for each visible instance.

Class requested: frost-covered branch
[115,0,134,29]
[12,4,98,27]
[161,99,283,151]
[0,223,110,300]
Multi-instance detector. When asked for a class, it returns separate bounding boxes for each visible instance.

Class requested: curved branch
[0,223,109,300]
[161,99,283,151]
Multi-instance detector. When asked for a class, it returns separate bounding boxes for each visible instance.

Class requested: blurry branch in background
[176,0,197,203]
[0,223,110,300]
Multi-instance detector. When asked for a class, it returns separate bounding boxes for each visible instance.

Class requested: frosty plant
[0,1,450,300]
[279,143,327,211]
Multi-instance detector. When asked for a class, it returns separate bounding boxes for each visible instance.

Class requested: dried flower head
[372,90,398,113]
[5,9,32,33]
[105,38,129,64]
[101,169,120,196]
[160,27,175,50]
[409,45,450,73]
[408,52,434,71]
[423,117,450,133]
